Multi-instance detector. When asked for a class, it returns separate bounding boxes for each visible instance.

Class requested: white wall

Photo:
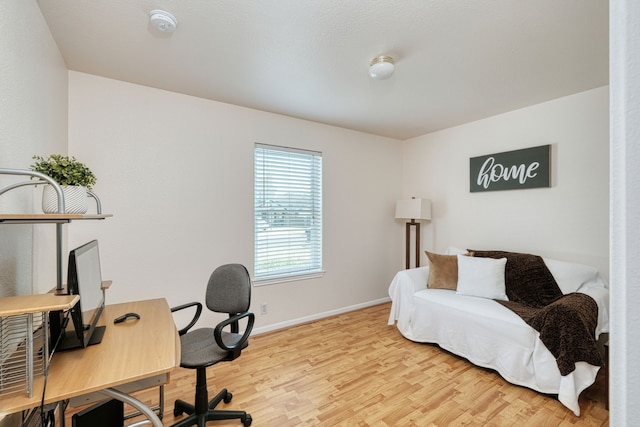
[67,71,403,331]
[0,0,68,298]
[0,2,68,425]
[610,0,640,424]
[401,87,609,276]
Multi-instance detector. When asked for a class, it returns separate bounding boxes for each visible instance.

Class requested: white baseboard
[252,297,390,335]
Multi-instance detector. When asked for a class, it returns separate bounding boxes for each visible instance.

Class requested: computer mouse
[114,312,141,324]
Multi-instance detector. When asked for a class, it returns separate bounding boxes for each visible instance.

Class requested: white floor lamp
[395,198,432,269]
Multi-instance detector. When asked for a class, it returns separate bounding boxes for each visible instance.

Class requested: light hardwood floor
[71,302,609,426]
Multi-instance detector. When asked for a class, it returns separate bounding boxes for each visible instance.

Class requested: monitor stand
[56,325,106,352]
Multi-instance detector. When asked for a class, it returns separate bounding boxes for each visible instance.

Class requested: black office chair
[170,263,255,427]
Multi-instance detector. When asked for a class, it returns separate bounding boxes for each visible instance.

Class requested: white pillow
[543,257,604,294]
[456,255,508,300]
[446,246,469,255]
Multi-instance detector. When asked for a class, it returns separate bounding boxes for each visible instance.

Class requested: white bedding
[387,262,609,416]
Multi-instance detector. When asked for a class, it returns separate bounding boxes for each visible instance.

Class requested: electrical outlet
[260,303,268,315]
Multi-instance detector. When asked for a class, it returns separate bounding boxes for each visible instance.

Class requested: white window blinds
[254,144,323,282]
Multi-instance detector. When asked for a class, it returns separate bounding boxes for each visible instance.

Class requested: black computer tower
[71,399,124,427]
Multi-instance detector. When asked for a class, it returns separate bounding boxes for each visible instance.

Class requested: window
[254,144,323,283]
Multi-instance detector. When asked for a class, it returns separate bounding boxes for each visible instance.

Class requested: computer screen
[55,239,106,351]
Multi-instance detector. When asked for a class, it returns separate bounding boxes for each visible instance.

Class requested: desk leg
[100,387,163,427]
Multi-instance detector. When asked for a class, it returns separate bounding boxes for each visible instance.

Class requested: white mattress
[388,265,609,416]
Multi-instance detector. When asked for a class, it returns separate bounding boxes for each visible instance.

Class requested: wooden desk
[0,298,179,426]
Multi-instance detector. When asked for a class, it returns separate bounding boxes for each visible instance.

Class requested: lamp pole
[405,219,420,269]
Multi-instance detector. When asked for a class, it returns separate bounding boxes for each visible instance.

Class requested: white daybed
[387,254,609,416]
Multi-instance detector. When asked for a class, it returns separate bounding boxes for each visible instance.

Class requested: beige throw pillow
[425,251,459,290]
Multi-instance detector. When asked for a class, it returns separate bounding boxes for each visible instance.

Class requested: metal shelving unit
[0,168,110,403]
[0,168,111,290]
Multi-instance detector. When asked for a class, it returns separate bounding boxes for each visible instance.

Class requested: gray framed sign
[470,144,551,192]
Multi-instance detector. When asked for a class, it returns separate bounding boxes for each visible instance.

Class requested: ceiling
[36,0,609,140]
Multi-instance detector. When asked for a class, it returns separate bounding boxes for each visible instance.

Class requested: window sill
[252,271,325,287]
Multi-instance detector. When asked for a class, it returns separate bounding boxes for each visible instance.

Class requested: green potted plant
[30,154,97,214]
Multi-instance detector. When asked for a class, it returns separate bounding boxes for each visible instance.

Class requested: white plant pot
[42,185,88,214]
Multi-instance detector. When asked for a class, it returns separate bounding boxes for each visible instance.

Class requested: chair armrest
[214,311,255,353]
[171,302,203,336]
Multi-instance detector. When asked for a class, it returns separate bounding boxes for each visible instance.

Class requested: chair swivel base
[172,388,252,427]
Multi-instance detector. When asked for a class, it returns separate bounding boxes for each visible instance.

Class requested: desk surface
[0,298,179,415]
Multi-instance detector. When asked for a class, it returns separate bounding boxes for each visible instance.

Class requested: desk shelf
[0,294,79,317]
[0,213,112,224]
[0,294,78,399]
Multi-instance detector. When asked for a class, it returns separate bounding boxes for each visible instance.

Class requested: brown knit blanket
[470,250,604,376]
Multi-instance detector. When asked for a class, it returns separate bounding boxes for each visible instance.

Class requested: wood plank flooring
[68,302,609,426]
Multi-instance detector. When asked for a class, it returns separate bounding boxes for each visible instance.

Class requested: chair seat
[179,328,247,369]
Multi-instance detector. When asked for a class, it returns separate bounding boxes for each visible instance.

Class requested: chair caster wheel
[242,414,252,426]
[224,391,233,404]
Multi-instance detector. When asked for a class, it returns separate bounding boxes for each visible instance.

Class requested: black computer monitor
[53,239,106,351]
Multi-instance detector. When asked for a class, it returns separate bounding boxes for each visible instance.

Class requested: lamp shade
[395,198,431,221]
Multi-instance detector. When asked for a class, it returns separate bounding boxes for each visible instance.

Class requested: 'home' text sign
[470,145,551,192]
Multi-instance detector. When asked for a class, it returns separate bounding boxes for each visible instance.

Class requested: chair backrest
[206,263,251,314]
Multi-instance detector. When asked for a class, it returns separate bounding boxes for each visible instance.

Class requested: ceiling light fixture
[149,10,178,33]
[369,56,395,80]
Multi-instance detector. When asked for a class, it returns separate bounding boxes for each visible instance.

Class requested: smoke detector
[149,10,178,33]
